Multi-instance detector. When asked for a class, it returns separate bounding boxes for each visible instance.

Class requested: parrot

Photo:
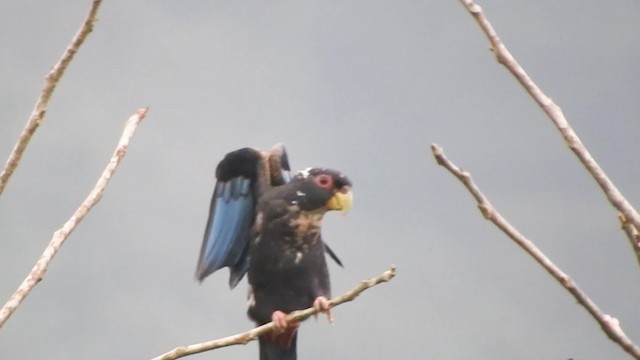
[195,144,352,360]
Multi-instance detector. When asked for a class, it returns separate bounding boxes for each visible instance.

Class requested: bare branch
[457,0,640,265]
[0,108,149,329]
[619,213,640,269]
[152,266,397,360]
[0,0,103,196]
[432,143,640,359]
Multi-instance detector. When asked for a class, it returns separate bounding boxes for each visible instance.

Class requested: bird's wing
[323,241,343,267]
[267,143,291,186]
[195,147,264,287]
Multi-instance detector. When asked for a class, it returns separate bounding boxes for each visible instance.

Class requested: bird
[195,144,353,360]
[195,144,344,288]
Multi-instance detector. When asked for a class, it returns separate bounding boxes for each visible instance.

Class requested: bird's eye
[314,174,333,189]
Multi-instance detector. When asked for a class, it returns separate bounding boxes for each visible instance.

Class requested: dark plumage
[196,144,352,360]
[248,168,352,360]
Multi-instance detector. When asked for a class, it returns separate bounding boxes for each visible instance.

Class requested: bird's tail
[259,330,297,360]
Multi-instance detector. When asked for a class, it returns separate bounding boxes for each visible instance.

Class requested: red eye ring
[314,174,333,189]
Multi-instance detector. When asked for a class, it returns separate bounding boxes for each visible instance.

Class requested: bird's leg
[313,296,334,324]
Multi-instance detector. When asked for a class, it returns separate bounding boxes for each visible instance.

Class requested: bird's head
[289,168,353,214]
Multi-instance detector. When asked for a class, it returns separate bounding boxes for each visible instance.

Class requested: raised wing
[267,143,291,185]
[195,148,263,288]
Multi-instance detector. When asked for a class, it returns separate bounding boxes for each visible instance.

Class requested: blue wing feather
[196,177,254,286]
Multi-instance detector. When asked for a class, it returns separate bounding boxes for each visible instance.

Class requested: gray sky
[2,1,640,359]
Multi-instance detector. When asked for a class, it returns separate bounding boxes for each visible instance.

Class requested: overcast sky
[2,1,640,359]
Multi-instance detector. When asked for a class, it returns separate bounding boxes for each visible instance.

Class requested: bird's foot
[271,311,288,333]
[268,311,300,348]
[271,311,299,334]
[313,296,334,324]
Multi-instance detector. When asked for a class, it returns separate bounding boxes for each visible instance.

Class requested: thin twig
[619,213,640,269]
[0,0,103,196]
[0,108,149,329]
[432,144,640,359]
[152,266,397,360]
[457,0,640,267]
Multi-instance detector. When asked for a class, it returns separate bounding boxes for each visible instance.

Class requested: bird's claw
[271,311,290,334]
[313,296,334,325]
[270,297,333,334]
[268,311,300,348]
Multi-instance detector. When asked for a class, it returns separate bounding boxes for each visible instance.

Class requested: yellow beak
[326,188,353,214]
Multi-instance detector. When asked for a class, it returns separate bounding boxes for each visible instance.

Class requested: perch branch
[152,266,397,360]
[432,143,640,359]
[0,0,103,196]
[0,108,149,329]
[458,0,640,266]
